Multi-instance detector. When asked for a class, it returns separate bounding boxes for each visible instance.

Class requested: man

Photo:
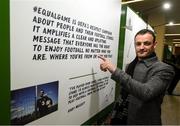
[99,29,175,125]
[37,90,53,117]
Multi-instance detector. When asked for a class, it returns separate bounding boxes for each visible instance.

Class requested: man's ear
[153,41,157,48]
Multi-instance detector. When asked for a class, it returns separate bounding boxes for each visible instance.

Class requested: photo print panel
[36,81,59,119]
[11,86,36,125]
[11,81,59,125]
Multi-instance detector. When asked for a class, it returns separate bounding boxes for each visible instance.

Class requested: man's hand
[98,55,116,73]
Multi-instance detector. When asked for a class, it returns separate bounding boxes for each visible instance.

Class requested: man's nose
[139,43,145,49]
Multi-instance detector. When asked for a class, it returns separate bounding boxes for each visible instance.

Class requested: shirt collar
[138,53,158,67]
[143,56,158,67]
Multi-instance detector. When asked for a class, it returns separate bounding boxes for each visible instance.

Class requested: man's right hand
[98,55,116,73]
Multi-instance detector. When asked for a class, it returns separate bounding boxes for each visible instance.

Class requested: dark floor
[162,80,180,125]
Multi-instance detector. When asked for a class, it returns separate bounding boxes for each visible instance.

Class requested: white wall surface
[10,0,121,125]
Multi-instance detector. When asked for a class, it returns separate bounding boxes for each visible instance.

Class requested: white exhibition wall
[122,7,153,70]
[10,0,121,125]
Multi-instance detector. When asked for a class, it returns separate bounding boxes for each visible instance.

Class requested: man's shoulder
[154,60,172,67]
[152,61,174,72]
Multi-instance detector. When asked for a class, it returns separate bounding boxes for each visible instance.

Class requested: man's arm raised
[98,55,116,73]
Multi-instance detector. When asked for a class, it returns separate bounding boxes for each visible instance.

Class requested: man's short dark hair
[134,29,156,42]
[40,89,44,93]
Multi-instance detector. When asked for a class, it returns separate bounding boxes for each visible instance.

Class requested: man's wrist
[109,66,117,73]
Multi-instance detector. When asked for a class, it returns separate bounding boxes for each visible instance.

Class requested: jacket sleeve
[111,64,175,102]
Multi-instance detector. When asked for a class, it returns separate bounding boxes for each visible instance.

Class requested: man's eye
[135,42,141,46]
[144,41,151,46]
[135,41,152,46]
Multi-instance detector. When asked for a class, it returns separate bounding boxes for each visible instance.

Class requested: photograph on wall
[36,81,59,118]
[11,86,36,125]
[11,81,59,125]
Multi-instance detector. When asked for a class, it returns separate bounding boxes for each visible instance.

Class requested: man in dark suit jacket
[99,29,175,125]
[37,90,53,117]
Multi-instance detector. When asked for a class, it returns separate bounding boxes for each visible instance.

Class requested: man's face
[40,90,44,97]
[135,33,157,60]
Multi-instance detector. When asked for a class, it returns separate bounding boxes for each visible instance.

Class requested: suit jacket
[111,55,175,125]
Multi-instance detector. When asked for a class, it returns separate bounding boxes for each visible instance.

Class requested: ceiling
[122,0,180,44]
